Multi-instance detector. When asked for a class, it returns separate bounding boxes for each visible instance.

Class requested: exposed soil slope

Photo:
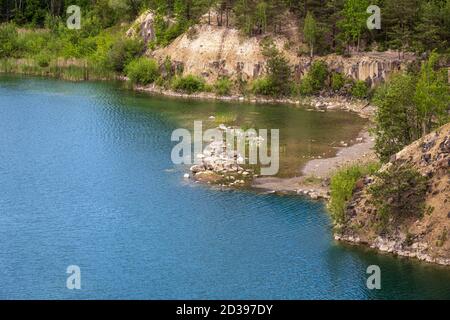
[128,11,414,86]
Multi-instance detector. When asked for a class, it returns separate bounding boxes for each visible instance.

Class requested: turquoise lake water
[0,75,449,299]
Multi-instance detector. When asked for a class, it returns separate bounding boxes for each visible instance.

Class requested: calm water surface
[0,75,449,299]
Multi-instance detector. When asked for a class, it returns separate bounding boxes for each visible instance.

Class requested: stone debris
[187,125,263,187]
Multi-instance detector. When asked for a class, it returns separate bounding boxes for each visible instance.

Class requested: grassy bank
[0,58,117,81]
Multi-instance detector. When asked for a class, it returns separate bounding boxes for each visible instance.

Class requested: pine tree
[384,0,419,57]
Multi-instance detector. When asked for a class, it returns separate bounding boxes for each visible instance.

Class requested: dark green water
[0,75,449,299]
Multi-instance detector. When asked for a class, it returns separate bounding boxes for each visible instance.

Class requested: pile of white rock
[186,124,261,186]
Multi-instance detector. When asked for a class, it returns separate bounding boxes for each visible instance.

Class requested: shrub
[308,60,329,92]
[296,61,329,95]
[171,75,205,93]
[251,78,274,96]
[125,58,160,85]
[351,80,369,99]
[0,24,19,58]
[329,163,381,224]
[298,76,314,96]
[214,78,232,95]
[369,163,429,226]
[107,37,144,72]
[36,53,50,67]
[331,72,345,91]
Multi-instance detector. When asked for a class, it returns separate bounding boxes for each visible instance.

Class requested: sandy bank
[252,129,376,199]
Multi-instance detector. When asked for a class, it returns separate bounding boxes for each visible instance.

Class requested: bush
[107,37,144,72]
[329,163,381,224]
[214,77,232,95]
[308,60,329,92]
[331,72,345,91]
[298,76,314,96]
[296,61,329,95]
[36,53,50,67]
[171,75,205,93]
[369,163,429,226]
[351,80,369,99]
[0,24,19,58]
[251,78,274,96]
[125,58,160,85]
[16,31,50,57]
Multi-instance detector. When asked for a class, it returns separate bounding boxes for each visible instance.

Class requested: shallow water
[0,75,449,299]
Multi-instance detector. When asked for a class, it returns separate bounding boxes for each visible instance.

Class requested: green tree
[338,0,369,52]
[373,73,419,162]
[414,51,450,135]
[414,0,450,53]
[303,11,318,58]
[260,39,293,96]
[254,1,268,34]
[107,37,144,72]
[384,0,419,57]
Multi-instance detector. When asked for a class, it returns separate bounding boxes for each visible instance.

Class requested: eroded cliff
[127,10,414,87]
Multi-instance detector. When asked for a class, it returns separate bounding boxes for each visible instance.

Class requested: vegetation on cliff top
[1,1,449,96]
[3,0,449,55]
[373,52,450,162]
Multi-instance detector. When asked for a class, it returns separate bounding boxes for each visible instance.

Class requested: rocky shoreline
[134,83,375,118]
[335,234,450,266]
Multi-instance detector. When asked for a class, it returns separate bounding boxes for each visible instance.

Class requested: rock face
[126,10,174,44]
[336,123,450,266]
[126,10,156,43]
[320,52,412,87]
[151,23,300,84]
[126,11,414,86]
